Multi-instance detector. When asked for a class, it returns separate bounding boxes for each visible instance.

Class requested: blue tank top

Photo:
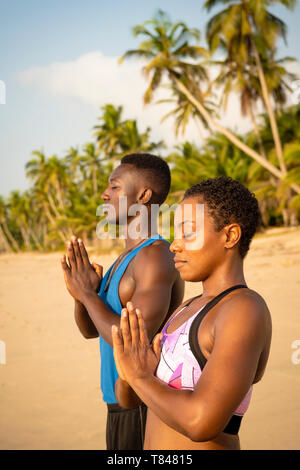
[98,235,164,404]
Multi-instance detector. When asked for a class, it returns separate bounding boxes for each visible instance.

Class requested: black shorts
[106,403,147,450]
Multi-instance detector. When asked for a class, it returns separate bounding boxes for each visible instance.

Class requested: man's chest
[117,263,136,308]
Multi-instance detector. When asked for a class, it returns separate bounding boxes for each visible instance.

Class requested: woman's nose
[170,237,183,253]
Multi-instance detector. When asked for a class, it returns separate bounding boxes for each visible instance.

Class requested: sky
[1,0,300,196]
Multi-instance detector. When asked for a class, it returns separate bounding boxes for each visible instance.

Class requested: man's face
[101,164,141,224]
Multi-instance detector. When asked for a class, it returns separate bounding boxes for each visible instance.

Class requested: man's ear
[137,188,152,205]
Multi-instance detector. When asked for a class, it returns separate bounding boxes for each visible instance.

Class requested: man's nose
[101,188,109,201]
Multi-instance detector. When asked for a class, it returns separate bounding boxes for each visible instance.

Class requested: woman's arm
[112,296,269,442]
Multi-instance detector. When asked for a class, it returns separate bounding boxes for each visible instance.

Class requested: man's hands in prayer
[61,236,103,303]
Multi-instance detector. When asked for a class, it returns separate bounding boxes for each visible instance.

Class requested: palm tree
[46,155,69,211]
[25,150,71,238]
[64,146,82,181]
[26,150,59,216]
[119,119,164,156]
[281,141,300,224]
[93,103,163,163]
[7,191,32,250]
[0,196,20,252]
[120,10,300,194]
[204,0,297,176]
[80,142,101,198]
[157,83,216,144]
[0,197,14,253]
[0,224,12,252]
[93,104,123,158]
[168,136,252,200]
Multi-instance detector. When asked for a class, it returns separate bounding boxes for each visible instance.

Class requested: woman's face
[170,196,228,282]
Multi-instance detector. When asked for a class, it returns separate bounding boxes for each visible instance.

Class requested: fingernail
[122,309,127,317]
[78,239,82,244]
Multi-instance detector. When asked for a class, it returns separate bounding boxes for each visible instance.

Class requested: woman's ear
[224,223,242,250]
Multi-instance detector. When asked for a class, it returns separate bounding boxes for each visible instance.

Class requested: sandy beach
[0,227,300,450]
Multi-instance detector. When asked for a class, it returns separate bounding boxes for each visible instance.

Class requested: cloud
[19,51,182,146]
[18,51,300,148]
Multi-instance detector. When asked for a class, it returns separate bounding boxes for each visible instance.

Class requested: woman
[112,177,272,450]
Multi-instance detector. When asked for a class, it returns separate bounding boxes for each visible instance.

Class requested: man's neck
[123,214,159,251]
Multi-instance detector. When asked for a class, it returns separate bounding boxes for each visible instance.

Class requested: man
[112,177,272,450]
[61,153,184,450]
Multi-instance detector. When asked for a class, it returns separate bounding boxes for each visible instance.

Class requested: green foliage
[1,5,299,253]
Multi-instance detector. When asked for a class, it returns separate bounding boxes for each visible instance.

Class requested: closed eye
[183,232,196,240]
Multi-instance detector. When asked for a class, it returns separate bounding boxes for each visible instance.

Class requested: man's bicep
[130,282,173,339]
[131,245,176,338]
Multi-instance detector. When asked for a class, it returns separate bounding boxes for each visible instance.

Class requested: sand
[0,227,300,450]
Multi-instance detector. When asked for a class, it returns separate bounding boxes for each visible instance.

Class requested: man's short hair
[121,153,171,206]
[183,176,261,258]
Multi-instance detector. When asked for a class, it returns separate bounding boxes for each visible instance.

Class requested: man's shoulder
[133,238,176,278]
[136,239,173,261]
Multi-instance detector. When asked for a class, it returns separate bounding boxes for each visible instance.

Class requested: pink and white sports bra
[155,285,253,435]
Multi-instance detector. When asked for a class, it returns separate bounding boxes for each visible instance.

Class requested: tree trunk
[44,207,66,243]
[28,227,44,251]
[194,117,207,147]
[93,168,98,198]
[282,208,289,227]
[2,221,20,252]
[251,43,287,175]
[47,193,61,218]
[20,225,32,250]
[171,74,300,195]
[55,182,65,211]
[0,225,13,252]
[248,104,267,159]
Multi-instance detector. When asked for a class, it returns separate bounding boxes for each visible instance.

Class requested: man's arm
[64,239,182,347]
[129,242,181,340]
[74,300,99,339]
[61,238,121,343]
[112,294,270,442]
[61,236,102,339]
[115,377,143,408]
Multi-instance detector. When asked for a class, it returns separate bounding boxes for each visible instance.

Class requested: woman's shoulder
[215,288,272,339]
